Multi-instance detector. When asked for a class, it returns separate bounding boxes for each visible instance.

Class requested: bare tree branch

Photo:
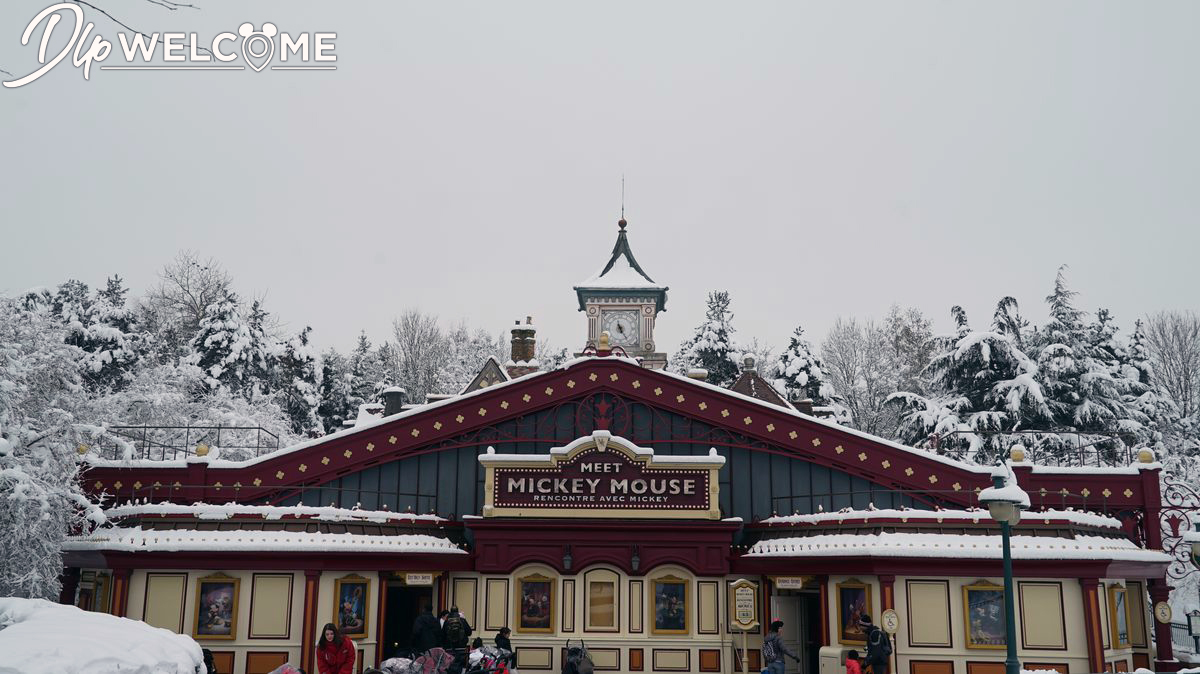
[68,0,213,56]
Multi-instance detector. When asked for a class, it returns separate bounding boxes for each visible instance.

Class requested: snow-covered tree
[187,292,253,396]
[1035,268,1132,438]
[66,276,143,393]
[883,305,936,396]
[777,325,837,406]
[317,349,355,433]
[820,318,895,435]
[889,301,1053,463]
[274,327,322,436]
[0,297,105,599]
[244,299,277,398]
[348,332,380,405]
[672,291,739,386]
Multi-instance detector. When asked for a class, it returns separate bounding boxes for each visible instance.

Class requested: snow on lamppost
[978,449,1030,674]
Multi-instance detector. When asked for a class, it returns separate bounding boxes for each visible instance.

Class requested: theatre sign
[479,430,725,519]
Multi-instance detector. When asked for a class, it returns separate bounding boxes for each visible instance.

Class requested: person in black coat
[495,626,513,653]
[411,604,441,654]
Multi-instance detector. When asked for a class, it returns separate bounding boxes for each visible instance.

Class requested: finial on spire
[618,174,626,230]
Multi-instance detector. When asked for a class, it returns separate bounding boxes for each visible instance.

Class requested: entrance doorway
[770,590,822,674]
[382,583,434,661]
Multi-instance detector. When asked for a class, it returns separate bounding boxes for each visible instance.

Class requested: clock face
[602,310,640,347]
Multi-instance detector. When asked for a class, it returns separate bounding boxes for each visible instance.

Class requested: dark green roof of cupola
[574,218,668,312]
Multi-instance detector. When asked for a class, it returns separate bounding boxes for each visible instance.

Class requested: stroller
[465,646,515,674]
[562,640,593,674]
[380,647,457,674]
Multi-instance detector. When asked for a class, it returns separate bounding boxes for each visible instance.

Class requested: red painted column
[109,568,131,617]
[301,570,321,674]
[1080,578,1105,674]
[1149,579,1178,670]
[818,575,830,647]
[376,571,390,665]
[879,575,896,674]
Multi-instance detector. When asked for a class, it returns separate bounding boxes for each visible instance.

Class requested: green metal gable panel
[269,393,936,521]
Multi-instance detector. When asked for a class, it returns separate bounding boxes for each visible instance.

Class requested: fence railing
[1171,622,1197,653]
[925,430,1140,468]
[97,425,282,461]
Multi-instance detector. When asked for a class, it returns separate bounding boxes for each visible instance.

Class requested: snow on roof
[745,531,1170,563]
[758,507,1125,530]
[82,357,1166,480]
[65,527,468,554]
[103,501,446,523]
[577,254,667,290]
[0,597,203,674]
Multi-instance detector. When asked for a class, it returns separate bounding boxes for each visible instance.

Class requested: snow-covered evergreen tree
[317,349,355,433]
[672,291,739,386]
[777,325,837,405]
[274,327,322,435]
[244,299,277,398]
[889,301,1053,463]
[348,332,380,406]
[66,276,143,393]
[1035,268,1141,455]
[187,292,254,396]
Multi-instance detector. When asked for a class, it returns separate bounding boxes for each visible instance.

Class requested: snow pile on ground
[0,597,203,674]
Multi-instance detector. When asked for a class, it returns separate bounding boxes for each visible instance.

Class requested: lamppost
[978,456,1029,674]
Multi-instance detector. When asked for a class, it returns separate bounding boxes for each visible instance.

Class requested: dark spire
[597,217,655,283]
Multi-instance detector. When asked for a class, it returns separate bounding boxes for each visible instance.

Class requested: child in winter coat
[315,623,356,674]
[846,650,862,674]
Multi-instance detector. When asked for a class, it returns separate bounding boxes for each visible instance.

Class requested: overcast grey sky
[2,1,1197,357]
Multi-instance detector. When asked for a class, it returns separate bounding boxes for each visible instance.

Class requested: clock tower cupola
[573,217,669,369]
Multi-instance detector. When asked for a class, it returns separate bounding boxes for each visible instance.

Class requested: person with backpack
[442,607,473,659]
[860,615,892,674]
[762,620,801,674]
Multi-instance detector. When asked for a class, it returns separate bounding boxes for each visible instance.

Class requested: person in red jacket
[315,622,356,674]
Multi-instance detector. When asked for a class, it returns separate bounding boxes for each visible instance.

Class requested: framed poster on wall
[963,582,1006,649]
[651,576,689,635]
[516,574,555,633]
[837,580,872,645]
[333,575,370,639]
[193,574,240,640]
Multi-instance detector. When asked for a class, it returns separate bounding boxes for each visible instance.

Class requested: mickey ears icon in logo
[238,22,277,72]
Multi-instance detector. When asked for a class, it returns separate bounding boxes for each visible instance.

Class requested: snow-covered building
[71,219,1174,674]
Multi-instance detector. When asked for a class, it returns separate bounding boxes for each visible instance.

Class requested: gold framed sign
[479,431,724,519]
[730,579,759,631]
[963,582,1006,649]
[193,573,240,640]
[516,573,555,633]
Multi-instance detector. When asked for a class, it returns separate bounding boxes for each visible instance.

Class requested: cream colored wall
[892,576,1091,674]
[126,569,320,674]
[450,563,731,673]
[317,570,382,670]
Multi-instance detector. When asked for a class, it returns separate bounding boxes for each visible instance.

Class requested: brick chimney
[381,387,407,416]
[506,317,538,379]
